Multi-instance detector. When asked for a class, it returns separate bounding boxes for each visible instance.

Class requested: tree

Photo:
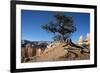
[53,34,62,42]
[42,13,76,42]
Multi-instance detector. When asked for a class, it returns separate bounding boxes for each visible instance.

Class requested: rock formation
[21,43,36,62]
[36,43,68,61]
[78,35,84,45]
[21,33,90,62]
[85,33,90,45]
[36,48,42,56]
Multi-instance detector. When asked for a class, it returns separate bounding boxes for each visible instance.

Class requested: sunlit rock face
[85,33,90,45]
[36,48,42,56]
[36,43,68,61]
[25,43,34,58]
[77,33,90,46]
[78,35,84,45]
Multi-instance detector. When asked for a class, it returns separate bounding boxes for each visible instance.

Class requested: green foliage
[42,13,76,42]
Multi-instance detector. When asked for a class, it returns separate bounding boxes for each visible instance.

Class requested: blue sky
[21,10,90,42]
